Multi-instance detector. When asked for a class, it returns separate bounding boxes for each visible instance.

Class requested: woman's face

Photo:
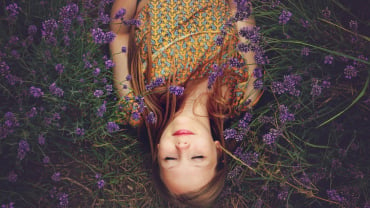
[157,114,220,194]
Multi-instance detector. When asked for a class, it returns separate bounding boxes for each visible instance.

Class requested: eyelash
[164,156,204,160]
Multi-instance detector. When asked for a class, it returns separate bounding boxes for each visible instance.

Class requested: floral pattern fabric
[120,0,256,126]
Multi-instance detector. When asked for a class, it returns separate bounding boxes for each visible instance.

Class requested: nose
[175,140,190,150]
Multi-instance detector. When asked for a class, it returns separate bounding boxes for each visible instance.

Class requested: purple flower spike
[51,172,61,182]
[279,10,292,25]
[97,179,105,189]
[30,86,44,98]
[301,47,310,56]
[344,65,358,79]
[169,85,184,96]
[106,122,120,133]
[324,55,333,64]
[114,8,126,19]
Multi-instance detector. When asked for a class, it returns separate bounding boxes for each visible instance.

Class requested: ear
[214,141,222,157]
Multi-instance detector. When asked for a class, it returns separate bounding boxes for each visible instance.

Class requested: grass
[0,0,369,207]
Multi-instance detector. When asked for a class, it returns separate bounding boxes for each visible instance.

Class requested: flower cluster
[271,74,301,96]
[279,105,295,124]
[146,77,164,91]
[208,64,224,89]
[262,128,282,145]
[279,10,292,25]
[6,3,20,21]
[106,121,120,133]
[169,85,184,96]
[91,28,116,44]
[41,19,58,45]
[17,140,30,160]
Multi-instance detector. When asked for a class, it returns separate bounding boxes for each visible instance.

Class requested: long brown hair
[127,18,239,207]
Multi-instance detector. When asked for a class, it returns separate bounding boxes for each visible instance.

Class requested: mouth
[173,129,194,136]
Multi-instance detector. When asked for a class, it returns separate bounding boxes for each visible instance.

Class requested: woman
[110,0,261,206]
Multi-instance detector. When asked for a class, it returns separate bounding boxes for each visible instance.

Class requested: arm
[229,0,261,107]
[109,0,138,98]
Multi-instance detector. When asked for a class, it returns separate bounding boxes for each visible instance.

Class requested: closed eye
[164,157,177,160]
[192,155,204,159]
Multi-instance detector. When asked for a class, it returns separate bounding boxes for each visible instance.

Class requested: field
[1,0,369,207]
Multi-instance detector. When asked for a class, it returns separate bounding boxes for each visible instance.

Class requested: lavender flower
[271,0,281,8]
[254,79,263,89]
[97,179,105,189]
[41,19,58,45]
[26,107,37,118]
[253,67,263,79]
[123,19,141,27]
[55,64,65,74]
[53,113,61,121]
[75,128,85,136]
[169,85,184,96]
[224,128,238,141]
[93,68,101,76]
[279,10,292,25]
[0,61,10,76]
[57,192,69,207]
[59,3,79,20]
[99,11,110,24]
[146,112,157,124]
[327,189,345,202]
[229,57,243,68]
[6,3,20,19]
[300,19,310,28]
[43,156,50,164]
[51,172,61,182]
[238,26,261,44]
[301,47,310,56]
[17,139,30,160]
[349,20,358,32]
[234,147,259,166]
[262,128,281,145]
[105,59,115,69]
[215,35,224,46]
[227,165,243,179]
[324,55,333,64]
[106,121,120,133]
[38,134,46,145]
[121,46,127,53]
[208,64,223,89]
[126,74,132,81]
[311,83,322,97]
[279,105,295,123]
[344,65,358,79]
[146,77,165,91]
[30,86,44,98]
[321,7,331,19]
[91,28,116,44]
[8,171,17,182]
[114,8,126,19]
[94,89,104,98]
[96,102,107,117]
[278,189,288,200]
[49,82,64,97]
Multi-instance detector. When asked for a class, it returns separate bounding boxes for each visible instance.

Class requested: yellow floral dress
[120,0,258,126]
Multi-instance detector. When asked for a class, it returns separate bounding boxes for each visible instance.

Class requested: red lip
[173,130,194,136]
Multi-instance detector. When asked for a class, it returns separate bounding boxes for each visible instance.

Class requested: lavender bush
[1,0,369,207]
